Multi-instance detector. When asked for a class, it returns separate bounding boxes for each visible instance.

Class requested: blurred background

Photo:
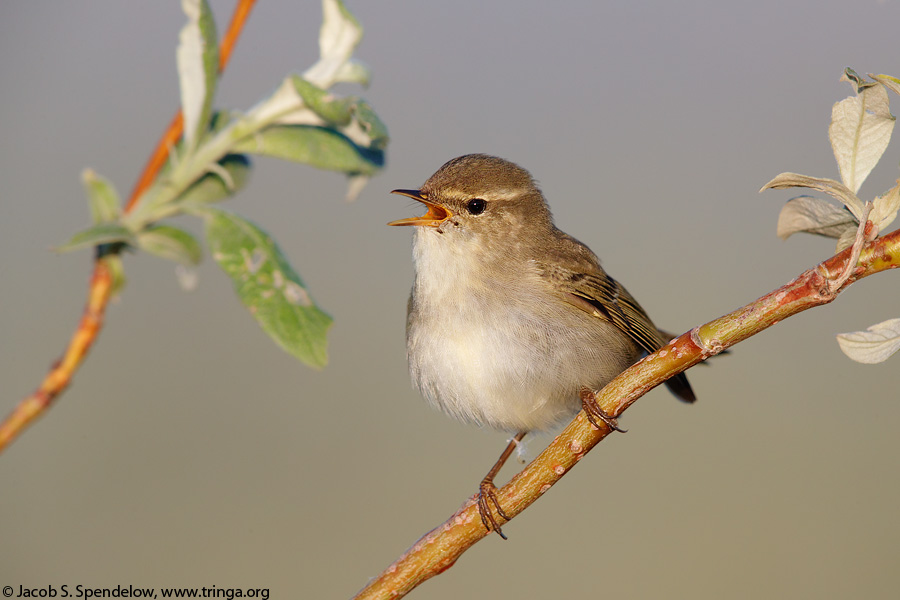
[2,1,899,598]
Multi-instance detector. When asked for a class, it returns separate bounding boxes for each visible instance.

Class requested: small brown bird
[390,154,694,537]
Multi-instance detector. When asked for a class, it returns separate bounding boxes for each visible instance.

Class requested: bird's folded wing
[537,262,668,355]
[537,260,696,402]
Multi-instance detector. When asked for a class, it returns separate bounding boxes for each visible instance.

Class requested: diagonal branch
[0,0,258,454]
[352,227,900,600]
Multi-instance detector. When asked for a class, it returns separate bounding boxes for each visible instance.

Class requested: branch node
[690,327,725,357]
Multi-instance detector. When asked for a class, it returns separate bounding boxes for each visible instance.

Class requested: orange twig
[218,0,257,71]
[0,0,258,454]
[125,113,184,212]
[0,262,113,449]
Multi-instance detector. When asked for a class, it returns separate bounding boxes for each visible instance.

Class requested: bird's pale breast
[406,228,639,432]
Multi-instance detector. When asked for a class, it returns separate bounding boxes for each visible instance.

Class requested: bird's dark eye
[466,198,486,215]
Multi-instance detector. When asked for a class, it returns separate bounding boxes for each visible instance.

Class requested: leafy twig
[128,1,257,213]
[0,0,258,453]
[763,68,900,363]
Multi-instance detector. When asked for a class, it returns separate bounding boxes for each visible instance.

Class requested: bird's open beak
[388,189,453,227]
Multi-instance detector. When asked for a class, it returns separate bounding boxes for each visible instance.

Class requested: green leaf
[57,223,136,254]
[122,151,251,232]
[202,207,332,368]
[830,69,895,194]
[274,80,389,154]
[837,317,900,364]
[177,0,219,151]
[178,154,252,206]
[349,99,388,150]
[233,125,384,174]
[81,169,121,224]
[291,75,354,126]
[137,225,203,265]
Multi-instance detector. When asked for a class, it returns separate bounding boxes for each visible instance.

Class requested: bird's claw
[477,479,510,540]
[580,387,627,433]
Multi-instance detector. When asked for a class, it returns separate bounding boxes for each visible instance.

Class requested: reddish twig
[352,227,900,599]
[125,113,185,213]
[0,0,258,454]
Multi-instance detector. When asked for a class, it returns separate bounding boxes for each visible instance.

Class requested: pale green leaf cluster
[56,0,386,369]
[762,68,898,251]
[761,68,900,364]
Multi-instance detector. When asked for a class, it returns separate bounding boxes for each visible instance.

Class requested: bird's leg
[580,386,627,433]
[478,431,527,540]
